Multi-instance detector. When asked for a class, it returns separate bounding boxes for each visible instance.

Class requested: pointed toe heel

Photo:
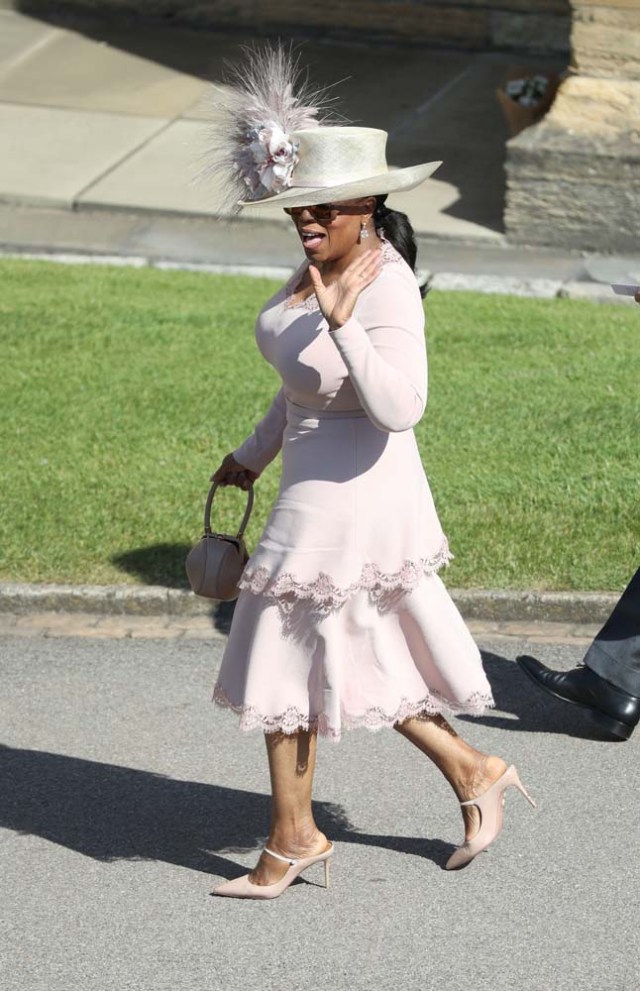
[212,843,333,900]
[445,765,536,872]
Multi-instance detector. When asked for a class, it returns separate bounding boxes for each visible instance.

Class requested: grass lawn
[1,258,638,591]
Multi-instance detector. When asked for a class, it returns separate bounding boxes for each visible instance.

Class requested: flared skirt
[213,403,494,739]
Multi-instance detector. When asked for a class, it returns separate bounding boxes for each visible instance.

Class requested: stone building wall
[504,0,640,252]
[16,0,574,53]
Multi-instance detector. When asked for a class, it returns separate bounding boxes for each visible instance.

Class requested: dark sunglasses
[283,202,361,223]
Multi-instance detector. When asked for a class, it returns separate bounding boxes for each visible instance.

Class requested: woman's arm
[232,387,287,473]
[309,251,427,432]
[212,388,287,489]
[329,270,427,432]
[330,319,426,432]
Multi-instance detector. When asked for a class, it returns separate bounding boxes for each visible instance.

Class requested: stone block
[571,1,640,79]
[505,75,640,252]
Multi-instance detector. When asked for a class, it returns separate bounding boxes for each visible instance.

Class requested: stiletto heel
[513,772,537,809]
[445,765,535,871]
[212,843,334,900]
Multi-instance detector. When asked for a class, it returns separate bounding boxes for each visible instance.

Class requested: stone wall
[571,0,640,78]
[16,0,573,53]
[504,0,640,252]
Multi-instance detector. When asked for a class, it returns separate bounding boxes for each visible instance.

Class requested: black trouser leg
[584,568,640,697]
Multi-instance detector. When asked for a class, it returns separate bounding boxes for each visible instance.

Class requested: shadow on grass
[112,543,193,589]
[0,745,454,878]
[111,543,237,636]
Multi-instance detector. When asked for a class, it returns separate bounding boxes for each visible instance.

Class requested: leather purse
[185,481,254,601]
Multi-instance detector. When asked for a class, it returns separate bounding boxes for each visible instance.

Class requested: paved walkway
[0,7,527,237]
[0,609,602,645]
[2,6,639,290]
[1,632,638,991]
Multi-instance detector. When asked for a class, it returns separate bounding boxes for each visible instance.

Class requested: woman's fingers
[347,248,382,276]
[344,249,382,289]
[212,470,248,489]
[308,264,325,294]
[312,248,382,329]
[211,454,251,488]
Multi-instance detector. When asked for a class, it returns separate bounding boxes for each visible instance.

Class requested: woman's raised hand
[309,248,383,331]
[211,453,258,491]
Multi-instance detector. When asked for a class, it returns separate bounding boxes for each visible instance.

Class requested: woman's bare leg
[249,729,331,886]
[395,714,507,840]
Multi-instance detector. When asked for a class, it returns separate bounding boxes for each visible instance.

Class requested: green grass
[1,258,638,590]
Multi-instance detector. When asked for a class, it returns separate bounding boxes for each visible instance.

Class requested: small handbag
[185,481,254,601]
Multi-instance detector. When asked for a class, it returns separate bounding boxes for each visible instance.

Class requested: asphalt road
[1,634,638,991]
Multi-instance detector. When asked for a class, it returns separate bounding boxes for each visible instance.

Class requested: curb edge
[0,582,618,625]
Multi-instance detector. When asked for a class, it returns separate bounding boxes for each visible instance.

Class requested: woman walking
[207,48,535,898]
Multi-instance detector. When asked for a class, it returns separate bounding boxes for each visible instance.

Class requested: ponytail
[374,195,424,295]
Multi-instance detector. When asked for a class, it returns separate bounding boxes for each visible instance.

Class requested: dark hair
[373,195,418,273]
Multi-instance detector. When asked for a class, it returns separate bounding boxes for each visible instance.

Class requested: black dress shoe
[517,656,640,741]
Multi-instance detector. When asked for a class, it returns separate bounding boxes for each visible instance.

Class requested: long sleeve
[329,268,427,432]
[233,387,287,474]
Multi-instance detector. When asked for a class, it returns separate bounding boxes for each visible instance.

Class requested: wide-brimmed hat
[238,126,441,209]
[201,45,441,214]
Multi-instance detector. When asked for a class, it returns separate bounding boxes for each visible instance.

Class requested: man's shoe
[517,656,640,741]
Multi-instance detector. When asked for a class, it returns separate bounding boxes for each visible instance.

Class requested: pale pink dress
[213,242,494,740]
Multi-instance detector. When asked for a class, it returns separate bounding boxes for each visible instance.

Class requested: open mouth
[299,230,326,251]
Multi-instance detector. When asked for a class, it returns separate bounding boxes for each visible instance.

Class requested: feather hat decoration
[201,45,342,213]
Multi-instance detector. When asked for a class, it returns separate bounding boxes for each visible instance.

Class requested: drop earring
[360,220,369,240]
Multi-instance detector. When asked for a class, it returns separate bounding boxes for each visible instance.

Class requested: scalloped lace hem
[212,685,494,741]
[238,539,453,610]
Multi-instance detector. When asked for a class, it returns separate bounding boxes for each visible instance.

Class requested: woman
[206,50,535,899]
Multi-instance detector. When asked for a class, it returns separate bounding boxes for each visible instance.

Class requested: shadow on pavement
[458,650,604,740]
[0,745,454,878]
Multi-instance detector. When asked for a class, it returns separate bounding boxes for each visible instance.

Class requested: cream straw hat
[201,46,441,213]
[238,126,441,209]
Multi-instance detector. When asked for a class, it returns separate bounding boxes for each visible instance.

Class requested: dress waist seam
[286,398,369,421]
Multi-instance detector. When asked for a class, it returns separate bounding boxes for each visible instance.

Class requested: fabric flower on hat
[200,45,339,213]
[248,123,300,195]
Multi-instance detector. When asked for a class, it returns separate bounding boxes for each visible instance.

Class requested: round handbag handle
[203,481,254,539]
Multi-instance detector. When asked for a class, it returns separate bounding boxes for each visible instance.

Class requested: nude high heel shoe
[212,843,334,900]
[445,765,536,871]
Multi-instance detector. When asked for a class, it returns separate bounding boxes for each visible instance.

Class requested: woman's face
[284,198,375,264]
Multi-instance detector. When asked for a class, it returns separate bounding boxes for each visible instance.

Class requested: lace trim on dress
[284,239,401,312]
[238,538,453,610]
[212,684,494,742]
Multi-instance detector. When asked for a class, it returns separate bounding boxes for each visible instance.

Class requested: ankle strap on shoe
[263,847,297,866]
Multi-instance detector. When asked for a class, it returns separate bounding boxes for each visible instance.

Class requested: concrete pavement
[1,6,639,289]
[1,632,638,991]
[0,7,520,236]
[0,607,604,647]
